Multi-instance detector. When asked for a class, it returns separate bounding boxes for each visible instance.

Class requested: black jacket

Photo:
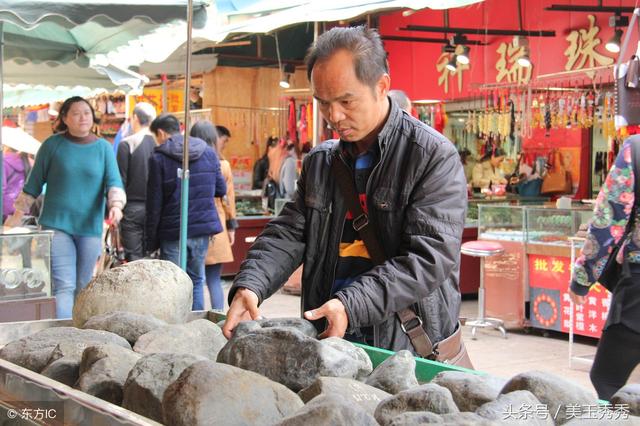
[117,131,156,203]
[145,134,226,251]
[230,100,468,352]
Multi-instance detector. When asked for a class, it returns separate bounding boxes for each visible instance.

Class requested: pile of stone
[0,260,638,425]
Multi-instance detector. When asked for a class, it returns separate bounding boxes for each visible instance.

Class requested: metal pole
[312,21,320,147]
[161,74,168,113]
[178,0,194,270]
[0,23,5,221]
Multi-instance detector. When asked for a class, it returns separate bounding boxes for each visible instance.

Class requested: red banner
[528,254,610,338]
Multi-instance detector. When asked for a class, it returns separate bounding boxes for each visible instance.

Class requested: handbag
[541,150,572,195]
[597,136,640,292]
[331,151,473,369]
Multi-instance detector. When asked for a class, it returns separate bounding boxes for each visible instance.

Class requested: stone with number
[298,376,390,415]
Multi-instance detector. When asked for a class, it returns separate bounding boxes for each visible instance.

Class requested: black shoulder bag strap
[331,153,438,359]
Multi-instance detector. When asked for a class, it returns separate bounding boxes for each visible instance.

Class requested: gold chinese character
[436,46,469,94]
[534,259,549,271]
[551,260,565,273]
[564,15,614,79]
[496,40,532,85]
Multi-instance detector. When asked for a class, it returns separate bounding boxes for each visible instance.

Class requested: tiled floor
[211,282,640,394]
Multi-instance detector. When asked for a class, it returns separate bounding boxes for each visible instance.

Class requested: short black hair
[190,120,218,150]
[305,26,388,90]
[150,114,181,135]
[55,96,98,133]
[215,125,231,138]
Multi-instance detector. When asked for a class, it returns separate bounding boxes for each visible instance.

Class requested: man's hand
[4,212,23,228]
[222,288,261,339]
[569,289,587,305]
[304,298,349,339]
[108,207,123,225]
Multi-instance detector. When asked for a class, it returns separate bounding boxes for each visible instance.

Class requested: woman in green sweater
[6,96,125,318]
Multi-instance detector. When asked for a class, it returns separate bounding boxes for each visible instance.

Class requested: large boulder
[217,327,364,391]
[275,394,378,426]
[365,350,418,394]
[500,371,598,425]
[476,390,551,425]
[162,360,303,426]
[133,319,226,361]
[0,327,130,373]
[122,353,207,423]
[374,383,459,426]
[232,317,318,339]
[387,411,499,425]
[611,384,640,416]
[298,377,391,415]
[82,311,167,345]
[321,337,373,380]
[432,370,506,411]
[72,260,192,328]
[76,344,141,405]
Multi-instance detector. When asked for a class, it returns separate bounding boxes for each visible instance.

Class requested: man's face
[218,135,229,152]
[311,49,390,142]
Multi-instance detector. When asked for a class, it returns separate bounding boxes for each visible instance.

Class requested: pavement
[212,283,640,394]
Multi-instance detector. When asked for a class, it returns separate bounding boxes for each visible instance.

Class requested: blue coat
[145,134,226,252]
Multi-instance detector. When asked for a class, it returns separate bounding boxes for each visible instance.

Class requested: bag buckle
[400,315,423,334]
[352,213,369,232]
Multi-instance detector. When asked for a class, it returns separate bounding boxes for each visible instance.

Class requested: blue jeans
[160,236,209,310]
[50,230,103,319]
[205,263,224,310]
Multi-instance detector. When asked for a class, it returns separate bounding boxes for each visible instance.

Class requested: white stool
[461,240,507,339]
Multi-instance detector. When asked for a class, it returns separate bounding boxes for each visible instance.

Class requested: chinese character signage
[564,15,613,79]
[529,254,610,338]
[496,40,532,85]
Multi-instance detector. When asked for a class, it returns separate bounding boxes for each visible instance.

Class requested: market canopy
[103,0,485,71]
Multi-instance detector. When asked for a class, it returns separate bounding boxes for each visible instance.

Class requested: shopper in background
[116,102,157,261]
[252,137,278,190]
[190,121,238,310]
[570,136,640,400]
[146,114,226,310]
[2,147,32,222]
[5,96,125,319]
[471,147,507,190]
[279,143,298,200]
[388,89,412,114]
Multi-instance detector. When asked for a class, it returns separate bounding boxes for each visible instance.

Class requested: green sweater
[23,133,123,237]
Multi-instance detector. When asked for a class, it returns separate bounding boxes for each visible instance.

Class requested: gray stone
[72,259,192,328]
[122,353,208,423]
[366,350,418,394]
[76,344,142,405]
[612,384,640,416]
[298,377,391,415]
[217,327,363,391]
[275,394,378,426]
[133,319,226,360]
[439,412,499,425]
[500,371,598,425]
[374,383,459,426]
[386,411,443,425]
[432,371,505,412]
[40,357,80,387]
[476,390,551,425]
[231,317,318,339]
[0,327,130,373]
[82,311,167,345]
[162,360,303,426]
[321,337,373,380]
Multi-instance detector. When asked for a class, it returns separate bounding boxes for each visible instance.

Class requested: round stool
[460,240,507,339]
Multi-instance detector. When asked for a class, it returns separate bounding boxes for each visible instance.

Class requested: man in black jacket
[223,27,468,363]
[116,102,157,261]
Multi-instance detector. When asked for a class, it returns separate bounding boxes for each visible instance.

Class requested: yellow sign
[495,40,532,85]
[128,89,186,116]
[436,45,469,94]
[564,15,613,79]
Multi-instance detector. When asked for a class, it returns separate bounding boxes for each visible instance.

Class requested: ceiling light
[606,29,623,53]
[456,45,470,65]
[518,50,532,67]
[279,74,291,89]
[446,55,458,72]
